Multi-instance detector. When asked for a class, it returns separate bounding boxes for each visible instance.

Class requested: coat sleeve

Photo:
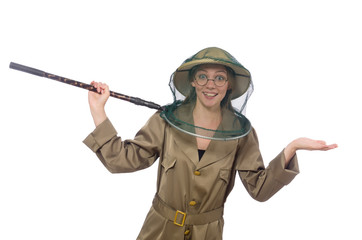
[83,112,165,173]
[235,128,299,202]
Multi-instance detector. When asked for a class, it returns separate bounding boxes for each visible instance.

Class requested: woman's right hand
[88,81,110,127]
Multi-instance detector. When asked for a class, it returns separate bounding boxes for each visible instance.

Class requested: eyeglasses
[194,74,228,87]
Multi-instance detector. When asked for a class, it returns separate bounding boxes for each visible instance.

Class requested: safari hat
[173,47,251,99]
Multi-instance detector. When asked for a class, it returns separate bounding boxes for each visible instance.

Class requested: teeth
[204,92,217,97]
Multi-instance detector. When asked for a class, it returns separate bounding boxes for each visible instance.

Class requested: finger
[327,143,338,149]
[321,143,338,151]
[99,83,105,92]
[97,82,102,93]
[100,83,108,89]
[100,83,109,94]
[93,82,102,93]
[316,140,327,145]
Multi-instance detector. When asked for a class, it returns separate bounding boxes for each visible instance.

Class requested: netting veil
[160,47,254,141]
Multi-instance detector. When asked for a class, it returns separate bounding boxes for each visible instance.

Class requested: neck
[193,102,222,128]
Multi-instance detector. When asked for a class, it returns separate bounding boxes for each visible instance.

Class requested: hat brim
[173,59,251,99]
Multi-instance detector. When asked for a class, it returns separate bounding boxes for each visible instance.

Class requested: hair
[183,64,235,111]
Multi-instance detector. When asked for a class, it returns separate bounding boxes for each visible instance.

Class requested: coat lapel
[168,102,200,166]
[171,126,199,166]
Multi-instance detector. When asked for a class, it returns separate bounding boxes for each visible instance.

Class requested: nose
[205,79,216,88]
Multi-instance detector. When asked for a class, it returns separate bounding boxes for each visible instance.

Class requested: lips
[203,92,218,97]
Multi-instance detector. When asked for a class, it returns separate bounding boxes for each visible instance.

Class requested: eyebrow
[197,69,227,74]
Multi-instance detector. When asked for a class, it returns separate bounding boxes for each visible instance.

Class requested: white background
[1,0,361,239]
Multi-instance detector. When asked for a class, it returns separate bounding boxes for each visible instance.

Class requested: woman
[83,47,337,240]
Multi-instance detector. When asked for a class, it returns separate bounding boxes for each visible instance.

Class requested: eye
[215,75,225,81]
[198,74,207,79]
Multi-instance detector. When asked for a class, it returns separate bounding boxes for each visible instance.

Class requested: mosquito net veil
[160,47,254,141]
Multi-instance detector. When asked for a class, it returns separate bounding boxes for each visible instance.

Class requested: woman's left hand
[290,138,338,151]
[284,138,338,166]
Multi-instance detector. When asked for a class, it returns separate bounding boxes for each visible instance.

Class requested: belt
[152,195,224,227]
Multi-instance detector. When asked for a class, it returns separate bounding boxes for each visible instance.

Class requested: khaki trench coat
[83,112,299,240]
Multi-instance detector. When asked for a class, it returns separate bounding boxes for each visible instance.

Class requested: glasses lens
[195,74,227,86]
[214,78,226,87]
[196,74,207,86]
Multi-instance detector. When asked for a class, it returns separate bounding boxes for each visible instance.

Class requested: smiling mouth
[203,92,218,97]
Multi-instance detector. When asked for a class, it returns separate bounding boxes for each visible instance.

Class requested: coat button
[189,201,197,206]
[184,230,190,235]
[194,171,201,176]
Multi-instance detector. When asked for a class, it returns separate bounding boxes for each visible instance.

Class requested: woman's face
[191,64,229,111]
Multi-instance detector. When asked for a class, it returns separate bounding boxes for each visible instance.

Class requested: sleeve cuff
[269,150,300,185]
[83,118,118,152]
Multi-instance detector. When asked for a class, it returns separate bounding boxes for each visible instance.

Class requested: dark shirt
[198,149,205,160]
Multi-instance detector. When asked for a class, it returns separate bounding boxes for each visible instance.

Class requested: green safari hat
[173,47,251,99]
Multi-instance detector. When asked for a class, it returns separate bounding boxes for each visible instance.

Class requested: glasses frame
[194,75,228,87]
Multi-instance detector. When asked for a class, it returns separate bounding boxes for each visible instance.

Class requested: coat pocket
[219,169,231,184]
[161,157,177,174]
[213,169,232,206]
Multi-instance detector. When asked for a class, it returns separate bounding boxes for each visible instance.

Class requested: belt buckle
[174,210,186,227]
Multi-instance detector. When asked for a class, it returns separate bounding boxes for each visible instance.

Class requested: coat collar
[170,103,238,169]
[171,127,237,170]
